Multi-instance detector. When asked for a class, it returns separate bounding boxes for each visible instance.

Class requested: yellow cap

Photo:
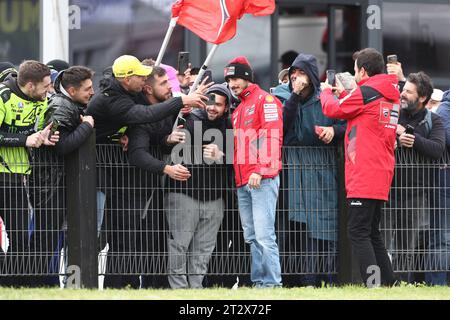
[112,55,152,78]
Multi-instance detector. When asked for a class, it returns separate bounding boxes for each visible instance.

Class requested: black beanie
[224,56,253,82]
[0,62,17,82]
[46,59,70,72]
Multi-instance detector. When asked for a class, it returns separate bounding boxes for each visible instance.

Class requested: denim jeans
[237,176,282,287]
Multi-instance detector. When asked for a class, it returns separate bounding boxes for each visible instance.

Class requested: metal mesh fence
[382,148,450,274]
[0,148,66,278]
[0,144,449,285]
[96,145,339,278]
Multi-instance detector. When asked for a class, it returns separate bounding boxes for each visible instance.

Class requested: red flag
[171,0,275,44]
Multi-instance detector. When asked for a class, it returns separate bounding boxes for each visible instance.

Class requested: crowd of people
[0,46,449,288]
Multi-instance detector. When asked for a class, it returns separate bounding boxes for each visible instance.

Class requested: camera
[387,54,398,64]
[177,52,190,74]
[326,70,336,86]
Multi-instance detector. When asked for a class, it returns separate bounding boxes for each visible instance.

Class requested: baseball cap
[112,55,152,78]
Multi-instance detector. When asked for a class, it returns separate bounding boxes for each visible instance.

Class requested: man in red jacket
[320,48,399,287]
[225,56,283,288]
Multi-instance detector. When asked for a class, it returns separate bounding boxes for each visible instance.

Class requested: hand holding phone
[405,124,414,135]
[49,119,60,139]
[387,55,398,64]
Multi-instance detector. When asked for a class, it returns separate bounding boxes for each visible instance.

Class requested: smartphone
[326,70,336,86]
[269,87,275,95]
[405,124,414,135]
[206,93,216,106]
[387,54,398,64]
[200,69,213,85]
[177,52,190,74]
[314,125,324,136]
[51,119,60,135]
[48,119,60,140]
[177,116,186,127]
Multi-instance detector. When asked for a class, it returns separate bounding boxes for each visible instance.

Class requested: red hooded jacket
[232,83,283,188]
[320,74,400,201]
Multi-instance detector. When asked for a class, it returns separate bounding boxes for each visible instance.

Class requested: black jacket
[127,114,175,174]
[46,94,93,156]
[398,107,446,160]
[167,109,232,201]
[393,107,446,201]
[85,77,184,144]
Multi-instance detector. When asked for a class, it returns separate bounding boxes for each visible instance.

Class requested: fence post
[65,131,98,288]
[337,142,361,284]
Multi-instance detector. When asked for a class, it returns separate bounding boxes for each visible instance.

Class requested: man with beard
[125,65,194,288]
[320,48,399,287]
[164,83,232,289]
[392,71,445,283]
[226,56,284,288]
[0,60,59,286]
[127,65,191,180]
[86,55,207,144]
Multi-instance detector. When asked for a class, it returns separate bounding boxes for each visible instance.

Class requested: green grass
[0,283,449,300]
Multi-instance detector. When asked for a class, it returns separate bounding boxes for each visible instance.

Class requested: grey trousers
[165,193,224,289]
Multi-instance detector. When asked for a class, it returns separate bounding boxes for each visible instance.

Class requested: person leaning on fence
[320,48,399,287]
[273,53,346,287]
[226,56,284,288]
[44,66,106,233]
[434,89,450,285]
[0,61,59,286]
[162,83,232,289]
[393,71,446,284]
[85,55,207,145]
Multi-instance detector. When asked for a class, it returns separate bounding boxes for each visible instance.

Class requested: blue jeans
[237,176,282,287]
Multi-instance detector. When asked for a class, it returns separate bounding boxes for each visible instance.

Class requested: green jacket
[0,78,47,174]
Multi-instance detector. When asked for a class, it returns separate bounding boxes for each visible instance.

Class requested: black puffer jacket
[45,71,94,155]
[86,77,184,144]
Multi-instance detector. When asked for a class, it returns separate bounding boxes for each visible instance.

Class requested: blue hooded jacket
[273,53,344,241]
[437,89,450,149]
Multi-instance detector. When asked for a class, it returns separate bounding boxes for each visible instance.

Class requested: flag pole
[188,44,219,94]
[155,17,178,66]
[172,43,219,132]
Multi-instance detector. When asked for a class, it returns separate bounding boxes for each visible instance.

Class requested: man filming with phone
[320,48,400,287]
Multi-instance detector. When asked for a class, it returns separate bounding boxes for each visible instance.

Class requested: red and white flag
[171,0,275,44]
